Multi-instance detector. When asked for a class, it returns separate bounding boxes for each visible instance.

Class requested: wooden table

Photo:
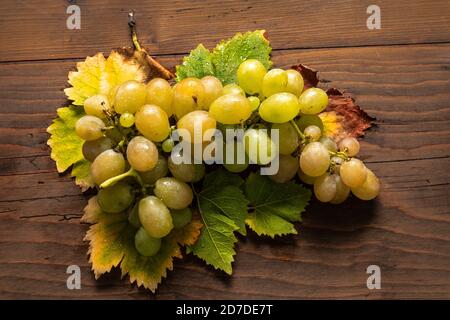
[0,0,449,299]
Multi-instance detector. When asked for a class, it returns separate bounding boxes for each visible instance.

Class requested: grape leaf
[189,169,249,274]
[176,44,214,82]
[244,173,311,238]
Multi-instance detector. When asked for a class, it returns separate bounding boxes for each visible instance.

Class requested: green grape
[91,149,126,185]
[209,93,252,124]
[154,177,194,209]
[177,110,216,144]
[319,136,338,152]
[114,80,147,114]
[285,69,304,97]
[138,155,168,185]
[126,136,158,172]
[201,76,223,109]
[84,94,111,119]
[330,174,350,204]
[223,140,249,173]
[243,128,276,165]
[97,182,135,213]
[168,150,205,182]
[139,196,174,238]
[340,158,367,188]
[82,137,113,162]
[331,155,344,174]
[296,114,324,132]
[268,154,298,183]
[135,104,170,142]
[223,83,246,96]
[299,142,330,177]
[172,78,206,119]
[171,207,193,229]
[314,174,337,202]
[261,68,288,97]
[339,137,360,157]
[146,78,173,116]
[162,138,175,153]
[351,169,380,200]
[304,125,321,141]
[298,87,329,114]
[119,112,135,128]
[75,115,105,141]
[128,202,141,228]
[247,96,260,111]
[271,122,299,155]
[237,59,267,94]
[259,92,300,123]
[298,167,316,185]
[135,227,161,257]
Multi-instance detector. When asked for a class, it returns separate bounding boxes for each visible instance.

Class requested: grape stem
[289,120,306,141]
[100,167,145,190]
[329,150,349,161]
[128,12,142,51]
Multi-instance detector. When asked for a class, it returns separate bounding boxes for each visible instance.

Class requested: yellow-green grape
[126,136,158,172]
[269,154,299,183]
[82,137,113,162]
[75,115,105,141]
[261,68,288,97]
[314,174,337,202]
[285,69,304,97]
[119,112,135,128]
[296,114,324,132]
[145,78,173,116]
[236,59,267,94]
[97,182,134,213]
[247,96,261,111]
[259,92,300,123]
[223,83,246,96]
[298,167,316,185]
[168,150,205,182]
[320,136,338,152]
[128,202,141,228]
[243,128,276,165]
[271,122,299,155]
[340,158,367,188]
[135,227,161,257]
[139,196,174,238]
[209,93,252,124]
[171,207,193,229]
[162,138,175,153]
[351,169,380,200]
[154,177,194,209]
[331,156,344,174]
[135,104,170,142]
[339,137,360,157]
[223,140,249,173]
[91,149,126,185]
[304,125,322,141]
[201,76,223,109]
[114,80,147,114]
[330,174,350,204]
[177,110,216,144]
[172,77,206,119]
[299,141,330,177]
[138,155,168,185]
[298,87,329,114]
[84,94,111,119]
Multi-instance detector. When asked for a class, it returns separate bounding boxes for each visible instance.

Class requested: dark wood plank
[0,0,449,62]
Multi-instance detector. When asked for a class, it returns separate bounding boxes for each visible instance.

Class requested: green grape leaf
[190,169,249,274]
[244,173,311,238]
[176,44,214,82]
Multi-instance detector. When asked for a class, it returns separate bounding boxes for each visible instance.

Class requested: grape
[339,137,360,157]
[82,137,113,162]
[223,84,245,96]
[168,150,205,182]
[138,155,168,185]
[84,94,111,119]
[340,158,367,188]
[261,68,288,97]
[298,87,329,114]
[91,149,126,185]
[269,154,298,183]
[119,112,135,128]
[135,227,161,257]
[304,125,321,141]
[296,114,324,132]
[319,136,338,152]
[271,122,299,155]
[126,136,159,172]
[223,140,249,173]
[114,80,147,114]
[104,127,123,144]
[259,92,300,123]
[146,78,173,116]
[177,110,217,144]
[209,93,252,124]
[299,142,330,177]
[135,104,170,142]
[298,168,316,185]
[247,96,261,111]
[139,196,173,238]
[330,174,350,204]
[314,174,337,202]
[97,182,134,213]
[201,76,223,108]
[128,202,141,228]
[154,177,194,209]
[351,169,380,200]
[75,115,105,141]
[285,69,304,97]
[243,128,276,165]
[172,78,206,119]
[331,156,344,174]
[171,207,193,229]
[237,59,267,94]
